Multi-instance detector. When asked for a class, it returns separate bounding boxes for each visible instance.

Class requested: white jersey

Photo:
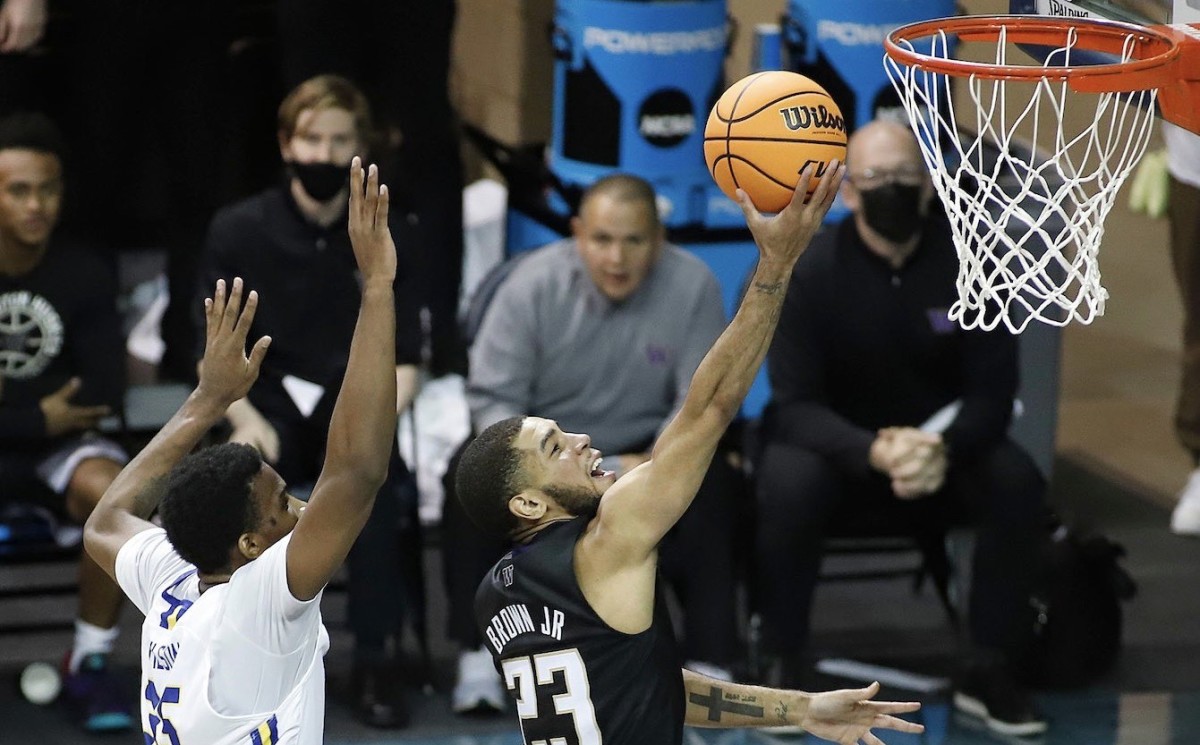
[116,528,329,745]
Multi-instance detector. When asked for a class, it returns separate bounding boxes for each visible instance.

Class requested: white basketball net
[885,23,1158,333]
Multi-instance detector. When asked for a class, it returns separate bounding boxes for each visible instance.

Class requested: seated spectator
[195,75,424,729]
[754,119,1047,736]
[0,112,132,732]
[443,173,743,712]
[276,0,465,376]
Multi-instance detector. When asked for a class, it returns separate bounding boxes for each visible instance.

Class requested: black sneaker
[954,663,1047,737]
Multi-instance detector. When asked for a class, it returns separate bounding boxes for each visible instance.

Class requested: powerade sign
[785,0,957,132]
[583,25,725,54]
[816,20,901,46]
[550,0,728,227]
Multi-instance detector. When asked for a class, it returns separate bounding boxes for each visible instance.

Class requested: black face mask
[286,160,348,202]
[858,183,925,243]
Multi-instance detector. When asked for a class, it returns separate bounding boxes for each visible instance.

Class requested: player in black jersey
[457,162,926,745]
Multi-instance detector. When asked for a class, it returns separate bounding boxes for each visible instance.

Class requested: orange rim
[884,15,1179,91]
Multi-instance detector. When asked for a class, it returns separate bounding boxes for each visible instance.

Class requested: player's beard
[544,483,600,519]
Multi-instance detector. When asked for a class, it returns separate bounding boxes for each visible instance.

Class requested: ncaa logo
[501,565,515,587]
[638,88,695,148]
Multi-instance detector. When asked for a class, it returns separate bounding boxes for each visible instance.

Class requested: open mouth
[589,454,613,479]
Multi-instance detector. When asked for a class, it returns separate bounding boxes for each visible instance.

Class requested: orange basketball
[704,71,848,213]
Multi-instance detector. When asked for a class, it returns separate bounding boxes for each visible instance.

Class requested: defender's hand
[197,278,271,409]
[347,157,398,284]
[802,682,924,745]
[737,160,845,270]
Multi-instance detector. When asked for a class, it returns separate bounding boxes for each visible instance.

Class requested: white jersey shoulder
[116,528,329,745]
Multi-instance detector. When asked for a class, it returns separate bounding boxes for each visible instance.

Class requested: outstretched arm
[596,163,845,553]
[284,158,398,601]
[85,278,270,579]
[682,669,923,744]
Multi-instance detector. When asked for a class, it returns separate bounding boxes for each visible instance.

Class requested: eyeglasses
[847,167,926,190]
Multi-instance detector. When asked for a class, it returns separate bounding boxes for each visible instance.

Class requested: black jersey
[474,517,685,745]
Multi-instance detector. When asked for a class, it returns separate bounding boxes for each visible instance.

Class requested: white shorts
[34,432,128,494]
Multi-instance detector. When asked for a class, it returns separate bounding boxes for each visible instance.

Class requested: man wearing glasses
[753,119,1048,737]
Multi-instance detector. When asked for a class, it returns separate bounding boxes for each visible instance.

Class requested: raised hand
[347,156,397,284]
[737,160,845,269]
[197,277,271,409]
[802,682,924,745]
[39,377,111,437]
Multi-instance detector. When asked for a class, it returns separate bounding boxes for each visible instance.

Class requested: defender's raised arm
[284,157,399,601]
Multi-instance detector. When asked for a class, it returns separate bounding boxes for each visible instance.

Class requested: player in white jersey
[83,157,399,744]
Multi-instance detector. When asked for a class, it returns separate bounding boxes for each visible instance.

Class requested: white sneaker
[1171,468,1200,536]
[451,646,506,714]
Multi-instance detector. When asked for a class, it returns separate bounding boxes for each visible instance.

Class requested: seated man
[195,75,424,727]
[443,174,743,711]
[0,112,132,731]
[754,119,1047,736]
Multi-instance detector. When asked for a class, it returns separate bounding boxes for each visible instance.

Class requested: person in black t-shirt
[0,112,133,732]
[196,76,424,729]
[755,119,1047,737]
[457,161,926,745]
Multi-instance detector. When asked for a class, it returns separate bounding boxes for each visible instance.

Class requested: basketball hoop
[883,15,1198,332]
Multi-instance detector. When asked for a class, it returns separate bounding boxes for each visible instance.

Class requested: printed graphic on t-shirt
[0,290,64,378]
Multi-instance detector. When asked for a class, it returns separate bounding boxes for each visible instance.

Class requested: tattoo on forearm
[689,686,766,722]
[753,280,785,295]
[775,700,789,723]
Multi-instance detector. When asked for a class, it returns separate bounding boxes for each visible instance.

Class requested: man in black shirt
[0,112,133,731]
[196,76,424,728]
[457,162,926,744]
[755,120,1047,736]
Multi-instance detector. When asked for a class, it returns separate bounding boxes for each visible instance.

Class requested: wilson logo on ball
[779,105,846,133]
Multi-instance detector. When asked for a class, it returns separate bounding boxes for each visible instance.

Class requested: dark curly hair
[160,443,263,573]
[456,417,530,537]
[0,111,67,162]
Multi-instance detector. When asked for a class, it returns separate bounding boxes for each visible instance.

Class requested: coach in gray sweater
[443,174,743,712]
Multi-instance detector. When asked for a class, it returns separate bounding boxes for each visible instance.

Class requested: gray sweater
[467,239,727,453]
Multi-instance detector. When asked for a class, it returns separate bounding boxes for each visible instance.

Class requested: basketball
[704,71,848,213]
